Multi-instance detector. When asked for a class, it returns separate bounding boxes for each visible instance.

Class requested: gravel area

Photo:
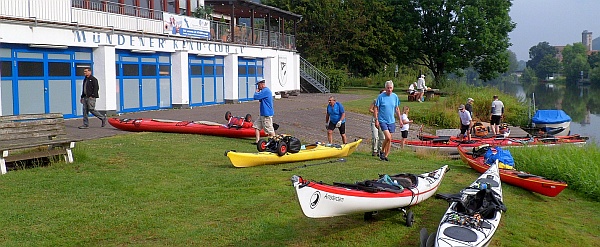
[65,93,424,151]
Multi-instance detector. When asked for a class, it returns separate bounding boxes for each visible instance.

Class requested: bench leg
[1,150,8,174]
[65,142,76,163]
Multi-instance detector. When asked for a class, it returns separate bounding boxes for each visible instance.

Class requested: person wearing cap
[416,74,426,102]
[465,97,474,116]
[458,104,473,142]
[325,96,347,144]
[490,95,504,135]
[374,80,403,161]
[253,77,275,143]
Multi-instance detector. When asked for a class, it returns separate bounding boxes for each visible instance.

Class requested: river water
[501,82,600,145]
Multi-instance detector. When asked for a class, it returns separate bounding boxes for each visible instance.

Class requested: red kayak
[393,135,588,154]
[457,145,567,197]
[108,118,265,138]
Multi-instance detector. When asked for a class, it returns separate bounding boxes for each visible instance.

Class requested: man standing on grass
[374,80,403,161]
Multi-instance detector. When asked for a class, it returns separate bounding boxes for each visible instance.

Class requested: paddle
[281,158,346,171]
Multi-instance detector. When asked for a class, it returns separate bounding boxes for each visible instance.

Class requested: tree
[561,43,590,82]
[264,0,397,76]
[507,50,519,73]
[534,54,560,79]
[588,52,600,69]
[526,42,557,71]
[391,0,515,86]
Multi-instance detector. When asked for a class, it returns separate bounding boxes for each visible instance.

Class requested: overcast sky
[509,0,600,61]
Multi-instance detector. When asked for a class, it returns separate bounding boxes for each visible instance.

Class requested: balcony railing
[0,0,295,50]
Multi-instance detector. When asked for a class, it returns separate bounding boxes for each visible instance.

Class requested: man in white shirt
[458,104,473,142]
[490,95,505,135]
[416,75,426,102]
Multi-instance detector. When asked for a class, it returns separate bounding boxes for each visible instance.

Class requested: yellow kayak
[226,139,362,168]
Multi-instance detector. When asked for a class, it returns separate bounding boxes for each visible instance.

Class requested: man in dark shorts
[490,95,504,135]
[325,96,347,144]
[458,104,473,142]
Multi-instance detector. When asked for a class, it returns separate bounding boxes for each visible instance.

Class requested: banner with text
[163,13,210,39]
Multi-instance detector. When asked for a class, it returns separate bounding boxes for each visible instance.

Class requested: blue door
[238,58,263,101]
[0,45,92,118]
[188,56,224,106]
[115,51,171,113]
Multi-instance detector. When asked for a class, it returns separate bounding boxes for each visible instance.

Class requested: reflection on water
[502,82,600,145]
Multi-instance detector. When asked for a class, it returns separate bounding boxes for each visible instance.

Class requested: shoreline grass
[0,133,598,246]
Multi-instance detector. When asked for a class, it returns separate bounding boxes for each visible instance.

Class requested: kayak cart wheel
[225,111,232,121]
[405,210,414,227]
[257,139,268,152]
[363,211,378,221]
[277,141,288,156]
[364,212,373,221]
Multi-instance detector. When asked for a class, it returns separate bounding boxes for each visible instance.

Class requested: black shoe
[372,152,377,156]
[78,125,89,129]
[101,117,107,127]
[251,142,258,145]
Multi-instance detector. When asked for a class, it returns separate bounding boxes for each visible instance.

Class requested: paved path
[65,93,423,151]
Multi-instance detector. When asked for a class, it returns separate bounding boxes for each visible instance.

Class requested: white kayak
[291,165,448,225]
[425,160,506,247]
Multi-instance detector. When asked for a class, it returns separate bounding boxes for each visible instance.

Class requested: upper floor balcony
[0,0,300,50]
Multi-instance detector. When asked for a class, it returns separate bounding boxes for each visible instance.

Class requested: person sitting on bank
[408,82,417,95]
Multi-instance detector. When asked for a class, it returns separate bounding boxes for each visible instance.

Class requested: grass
[0,133,599,246]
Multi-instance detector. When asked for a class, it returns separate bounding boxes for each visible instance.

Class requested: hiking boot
[78,125,89,129]
[101,117,107,127]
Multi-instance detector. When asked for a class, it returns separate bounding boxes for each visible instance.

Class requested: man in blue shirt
[326,96,347,144]
[253,78,276,143]
[374,80,403,161]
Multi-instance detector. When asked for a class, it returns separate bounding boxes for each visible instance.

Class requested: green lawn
[0,133,598,246]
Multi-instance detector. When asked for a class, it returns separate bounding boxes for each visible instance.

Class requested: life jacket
[227,116,246,129]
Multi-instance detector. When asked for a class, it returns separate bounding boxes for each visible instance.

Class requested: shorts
[401,130,408,139]
[491,115,502,125]
[460,124,470,135]
[327,122,346,134]
[254,116,275,135]
[379,122,396,133]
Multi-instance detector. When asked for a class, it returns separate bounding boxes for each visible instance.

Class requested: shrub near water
[411,82,530,129]
[508,144,600,201]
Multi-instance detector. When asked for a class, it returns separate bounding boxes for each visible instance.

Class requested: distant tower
[582,30,593,51]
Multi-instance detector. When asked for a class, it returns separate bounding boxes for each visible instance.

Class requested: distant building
[553,30,598,62]
[583,30,593,51]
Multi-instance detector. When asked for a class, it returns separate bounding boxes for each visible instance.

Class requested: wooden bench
[0,113,78,174]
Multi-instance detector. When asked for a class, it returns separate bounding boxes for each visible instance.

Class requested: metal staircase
[299,56,330,93]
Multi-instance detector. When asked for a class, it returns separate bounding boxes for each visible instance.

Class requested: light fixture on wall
[29,44,68,49]
[196,54,215,57]
[131,49,156,54]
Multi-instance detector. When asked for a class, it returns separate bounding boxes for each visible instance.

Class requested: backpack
[227,116,245,129]
[282,136,302,153]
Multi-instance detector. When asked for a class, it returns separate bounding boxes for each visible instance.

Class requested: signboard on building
[163,13,210,39]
